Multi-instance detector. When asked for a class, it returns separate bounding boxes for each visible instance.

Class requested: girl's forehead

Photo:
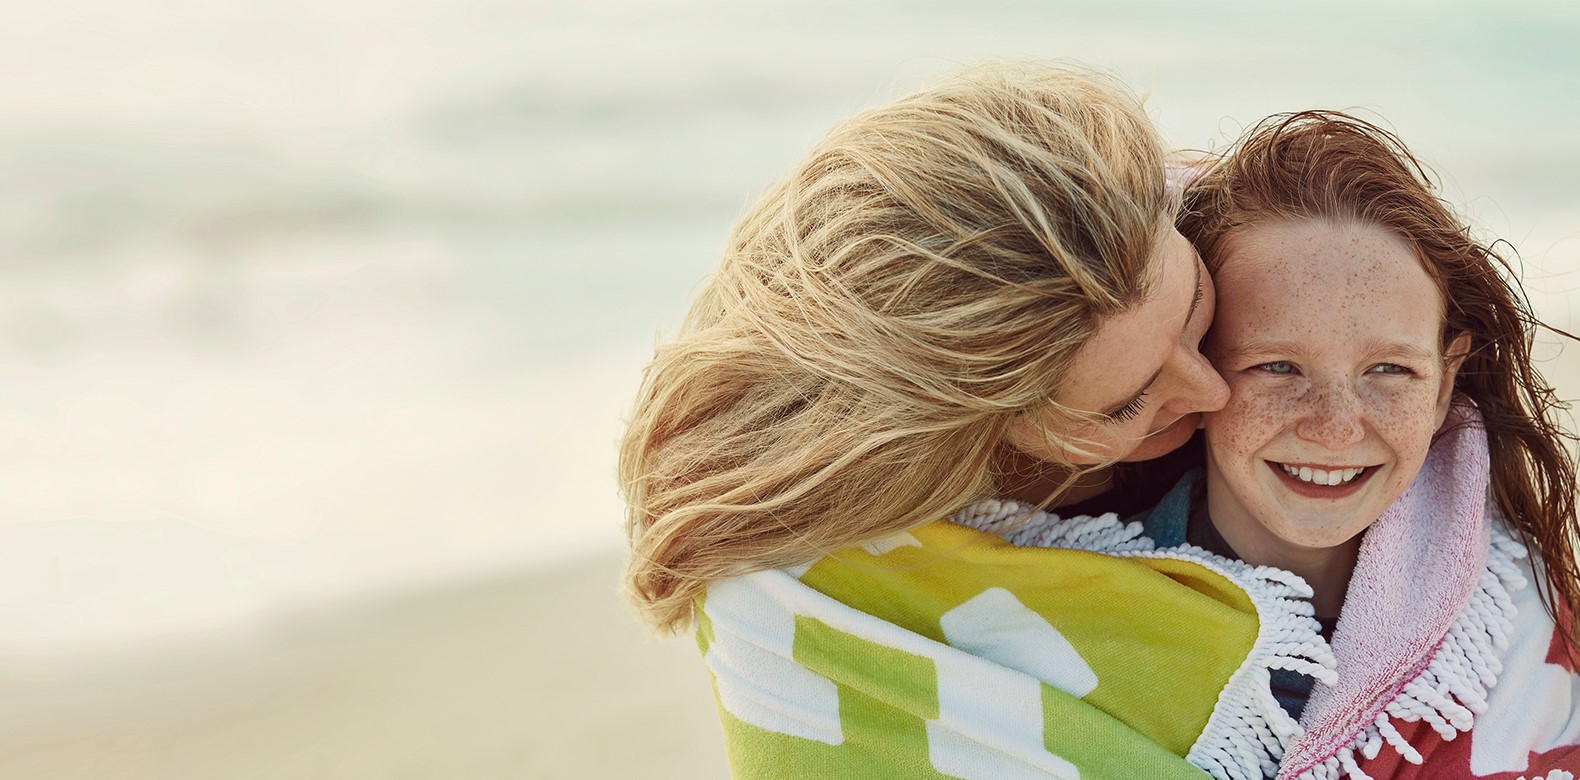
[1210,219,1446,343]
[1217,220,1435,295]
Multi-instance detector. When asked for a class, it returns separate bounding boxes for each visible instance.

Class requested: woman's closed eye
[1106,392,1148,423]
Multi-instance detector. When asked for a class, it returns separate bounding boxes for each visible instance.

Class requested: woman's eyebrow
[1187,254,1204,324]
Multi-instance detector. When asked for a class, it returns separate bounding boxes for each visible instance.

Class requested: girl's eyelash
[1108,392,1148,422]
[1254,362,1415,376]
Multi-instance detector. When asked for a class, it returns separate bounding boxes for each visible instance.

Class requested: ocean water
[0,0,1576,653]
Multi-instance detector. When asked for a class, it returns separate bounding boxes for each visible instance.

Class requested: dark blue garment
[1268,618,1338,720]
[1129,466,1199,546]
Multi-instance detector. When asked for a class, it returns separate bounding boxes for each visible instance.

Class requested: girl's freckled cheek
[1222,390,1292,450]
[1366,385,1439,456]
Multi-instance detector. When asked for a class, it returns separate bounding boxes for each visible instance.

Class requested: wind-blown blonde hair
[620,62,1172,633]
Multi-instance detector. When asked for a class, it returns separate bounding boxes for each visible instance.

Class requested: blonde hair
[620,62,1171,633]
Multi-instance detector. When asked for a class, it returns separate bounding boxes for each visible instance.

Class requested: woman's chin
[1120,414,1199,463]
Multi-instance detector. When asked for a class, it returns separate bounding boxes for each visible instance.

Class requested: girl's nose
[1294,384,1366,449]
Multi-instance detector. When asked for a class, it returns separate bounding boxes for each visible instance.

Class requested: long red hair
[1180,111,1580,655]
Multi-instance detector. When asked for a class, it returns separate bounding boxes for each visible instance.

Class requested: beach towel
[696,511,1336,778]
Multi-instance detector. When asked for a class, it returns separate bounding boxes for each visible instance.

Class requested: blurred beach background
[0,0,1577,777]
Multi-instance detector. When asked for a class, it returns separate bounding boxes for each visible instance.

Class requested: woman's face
[1201,218,1465,559]
[1007,226,1229,465]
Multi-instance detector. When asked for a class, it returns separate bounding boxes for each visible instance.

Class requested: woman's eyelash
[1107,392,1148,422]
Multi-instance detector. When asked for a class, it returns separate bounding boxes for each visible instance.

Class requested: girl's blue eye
[1257,361,1296,375]
[1368,363,1410,375]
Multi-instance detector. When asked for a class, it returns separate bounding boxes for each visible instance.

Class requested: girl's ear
[1435,331,1473,427]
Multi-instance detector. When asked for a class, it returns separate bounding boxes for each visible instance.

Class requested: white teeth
[1279,463,1365,485]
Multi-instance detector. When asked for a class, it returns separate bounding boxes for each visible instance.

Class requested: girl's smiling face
[1201,218,1468,564]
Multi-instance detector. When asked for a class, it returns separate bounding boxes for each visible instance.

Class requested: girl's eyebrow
[1228,339,1438,363]
[1225,339,1306,358]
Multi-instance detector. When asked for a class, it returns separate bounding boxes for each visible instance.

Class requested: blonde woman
[620,62,1243,777]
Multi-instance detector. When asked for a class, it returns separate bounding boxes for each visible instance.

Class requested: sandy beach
[0,553,729,780]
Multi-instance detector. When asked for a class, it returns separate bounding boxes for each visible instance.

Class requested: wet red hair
[1180,111,1580,656]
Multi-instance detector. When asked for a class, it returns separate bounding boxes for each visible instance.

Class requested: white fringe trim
[955,499,1540,779]
[1287,523,1529,780]
[952,500,1337,780]
[950,499,1155,553]
[1148,547,1338,780]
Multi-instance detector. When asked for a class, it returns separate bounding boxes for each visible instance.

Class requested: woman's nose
[1294,384,1366,449]
[1177,346,1230,414]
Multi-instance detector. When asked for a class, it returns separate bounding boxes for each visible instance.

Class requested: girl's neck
[1202,505,1363,619]
[1256,541,1360,618]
